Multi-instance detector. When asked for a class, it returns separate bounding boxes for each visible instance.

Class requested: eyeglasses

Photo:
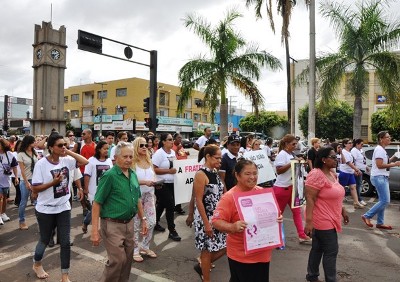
[139,143,148,148]
[56,143,68,148]
[68,135,74,137]
[347,142,352,144]
[166,138,173,141]
[326,155,337,160]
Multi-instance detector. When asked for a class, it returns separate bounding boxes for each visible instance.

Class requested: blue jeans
[306,229,338,282]
[354,173,363,202]
[34,210,71,273]
[364,175,390,225]
[18,180,31,223]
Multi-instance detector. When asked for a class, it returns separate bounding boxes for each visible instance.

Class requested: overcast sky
[1,0,399,112]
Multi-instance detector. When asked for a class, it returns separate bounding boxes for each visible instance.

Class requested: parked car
[361,146,400,196]
[181,138,193,148]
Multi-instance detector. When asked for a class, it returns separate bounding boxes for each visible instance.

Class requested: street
[1,190,400,281]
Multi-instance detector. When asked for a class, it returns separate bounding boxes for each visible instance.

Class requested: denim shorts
[0,187,10,195]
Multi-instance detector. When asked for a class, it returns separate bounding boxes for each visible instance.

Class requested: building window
[116,88,127,97]
[193,113,201,121]
[116,106,127,114]
[176,112,182,118]
[194,99,202,107]
[159,92,169,106]
[184,111,191,119]
[98,90,107,99]
[159,108,169,117]
[71,94,79,102]
[361,125,368,137]
[71,110,79,118]
[64,96,68,103]
[176,95,180,102]
[202,114,208,122]
[64,111,69,119]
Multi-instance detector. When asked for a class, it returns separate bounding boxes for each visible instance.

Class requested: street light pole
[95,82,107,137]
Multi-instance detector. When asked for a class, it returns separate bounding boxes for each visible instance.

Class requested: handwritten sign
[242,150,276,184]
[173,159,203,205]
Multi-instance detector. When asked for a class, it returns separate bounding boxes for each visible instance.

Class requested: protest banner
[173,159,203,205]
[242,150,276,184]
[291,160,307,208]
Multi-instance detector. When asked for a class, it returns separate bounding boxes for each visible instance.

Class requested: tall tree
[297,0,400,138]
[245,0,305,132]
[178,8,282,139]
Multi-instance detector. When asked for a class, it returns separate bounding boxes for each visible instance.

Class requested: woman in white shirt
[82,141,113,233]
[31,133,88,282]
[273,134,311,243]
[351,139,367,206]
[338,139,364,209]
[362,131,400,230]
[132,137,157,262]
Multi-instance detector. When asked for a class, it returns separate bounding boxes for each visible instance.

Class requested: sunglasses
[139,143,148,148]
[326,155,337,160]
[68,135,74,137]
[56,143,68,148]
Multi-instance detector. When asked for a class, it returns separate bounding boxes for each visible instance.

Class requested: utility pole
[308,0,316,144]
[95,82,107,137]
[289,56,298,135]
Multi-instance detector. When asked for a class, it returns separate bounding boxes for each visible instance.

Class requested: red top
[79,141,95,173]
[212,185,272,263]
[305,169,345,232]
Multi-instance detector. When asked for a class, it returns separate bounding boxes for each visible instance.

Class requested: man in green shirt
[91,142,147,282]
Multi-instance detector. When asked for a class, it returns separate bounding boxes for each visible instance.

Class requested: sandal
[32,264,49,279]
[376,224,392,230]
[140,249,157,258]
[133,254,144,262]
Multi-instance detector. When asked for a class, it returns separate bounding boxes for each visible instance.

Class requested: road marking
[0,253,31,267]
[71,246,174,282]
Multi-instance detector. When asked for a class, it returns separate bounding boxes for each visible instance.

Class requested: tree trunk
[220,101,229,139]
[353,95,362,139]
[285,37,291,128]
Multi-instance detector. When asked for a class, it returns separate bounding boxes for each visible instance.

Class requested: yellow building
[63,77,211,136]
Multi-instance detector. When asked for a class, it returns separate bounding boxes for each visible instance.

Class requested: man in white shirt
[193,127,212,151]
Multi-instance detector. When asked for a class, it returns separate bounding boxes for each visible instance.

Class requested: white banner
[242,150,276,183]
[173,159,203,205]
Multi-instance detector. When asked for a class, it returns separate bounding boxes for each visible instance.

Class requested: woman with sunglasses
[66,130,76,150]
[304,147,349,282]
[31,133,88,282]
[82,141,113,233]
[17,135,38,230]
[132,137,158,262]
[338,139,364,209]
[273,134,311,243]
[152,133,181,241]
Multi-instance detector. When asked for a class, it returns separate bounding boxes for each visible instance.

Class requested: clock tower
[32,21,67,135]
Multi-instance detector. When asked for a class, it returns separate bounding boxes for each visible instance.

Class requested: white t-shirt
[195,135,209,149]
[339,149,354,174]
[0,151,18,188]
[109,146,116,161]
[274,150,294,187]
[135,165,156,194]
[263,146,272,157]
[152,148,176,183]
[11,151,21,178]
[32,156,77,214]
[371,145,389,177]
[351,148,366,171]
[84,157,113,202]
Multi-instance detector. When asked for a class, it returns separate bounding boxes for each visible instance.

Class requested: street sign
[228,122,233,134]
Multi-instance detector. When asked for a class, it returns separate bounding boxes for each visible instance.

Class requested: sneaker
[154,223,166,232]
[360,200,367,206]
[168,230,181,241]
[0,217,3,225]
[299,236,312,244]
[1,213,10,222]
[73,195,78,201]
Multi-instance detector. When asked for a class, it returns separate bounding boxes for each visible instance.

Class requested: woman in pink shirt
[304,147,349,282]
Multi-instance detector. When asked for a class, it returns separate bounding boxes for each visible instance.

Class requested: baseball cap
[228,135,240,144]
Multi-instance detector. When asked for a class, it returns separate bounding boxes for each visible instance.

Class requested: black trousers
[155,183,175,232]
[228,257,270,282]
[306,228,338,282]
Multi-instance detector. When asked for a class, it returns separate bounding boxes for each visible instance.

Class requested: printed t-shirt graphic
[96,165,111,185]
[50,166,70,198]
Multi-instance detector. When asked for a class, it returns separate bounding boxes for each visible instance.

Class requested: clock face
[51,49,61,60]
[36,49,42,60]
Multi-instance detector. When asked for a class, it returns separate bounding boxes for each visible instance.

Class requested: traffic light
[77,30,103,54]
[154,118,159,129]
[143,97,150,113]
[144,117,152,128]
[2,124,9,132]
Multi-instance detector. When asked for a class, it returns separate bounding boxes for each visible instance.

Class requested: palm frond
[245,0,275,33]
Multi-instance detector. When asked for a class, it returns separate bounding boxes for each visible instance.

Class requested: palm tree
[245,0,304,131]
[297,0,400,138]
[178,8,282,139]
